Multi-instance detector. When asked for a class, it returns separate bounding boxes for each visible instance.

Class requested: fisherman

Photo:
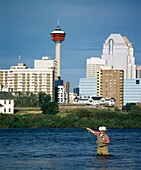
[86,126,110,155]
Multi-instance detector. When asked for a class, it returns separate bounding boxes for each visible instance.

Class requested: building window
[136,80,140,84]
[4,108,6,112]
[109,39,113,55]
[4,100,6,104]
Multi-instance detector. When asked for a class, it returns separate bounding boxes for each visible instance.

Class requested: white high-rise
[0,57,55,100]
[102,34,136,78]
[86,57,106,78]
[34,56,57,80]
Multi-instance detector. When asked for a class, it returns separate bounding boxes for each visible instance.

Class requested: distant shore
[0,108,141,128]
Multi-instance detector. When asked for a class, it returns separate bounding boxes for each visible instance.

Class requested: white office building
[124,79,141,105]
[79,78,97,98]
[102,34,136,78]
[86,57,106,78]
[34,56,58,80]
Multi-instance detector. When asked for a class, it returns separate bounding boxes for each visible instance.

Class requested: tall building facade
[97,68,124,109]
[102,34,136,79]
[124,79,141,105]
[86,57,106,78]
[34,56,57,80]
[79,78,97,98]
[136,66,141,78]
[57,82,70,103]
[0,62,55,100]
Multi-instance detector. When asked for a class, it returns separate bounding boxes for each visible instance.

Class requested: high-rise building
[73,87,79,96]
[57,82,70,104]
[102,34,136,79]
[136,66,141,78]
[79,78,97,98]
[50,23,66,79]
[54,78,70,103]
[97,68,124,110]
[0,61,55,100]
[124,79,141,105]
[86,57,106,78]
[34,56,58,79]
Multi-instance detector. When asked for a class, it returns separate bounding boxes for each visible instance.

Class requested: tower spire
[57,16,60,26]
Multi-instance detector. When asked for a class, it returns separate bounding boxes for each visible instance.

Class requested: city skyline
[0,0,141,90]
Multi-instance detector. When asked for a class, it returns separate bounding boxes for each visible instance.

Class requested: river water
[0,128,141,170]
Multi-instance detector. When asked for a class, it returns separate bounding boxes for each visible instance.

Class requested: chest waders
[96,134,107,147]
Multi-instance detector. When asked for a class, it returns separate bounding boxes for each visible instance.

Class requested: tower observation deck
[50,25,66,79]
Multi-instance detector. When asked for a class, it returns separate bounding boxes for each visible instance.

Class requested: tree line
[14,92,58,114]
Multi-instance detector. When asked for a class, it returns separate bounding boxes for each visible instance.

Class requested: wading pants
[97,145,109,155]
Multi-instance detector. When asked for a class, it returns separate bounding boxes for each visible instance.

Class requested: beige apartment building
[97,68,124,110]
[0,61,55,101]
[86,57,106,78]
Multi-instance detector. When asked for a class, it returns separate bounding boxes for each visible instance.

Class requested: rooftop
[0,92,14,100]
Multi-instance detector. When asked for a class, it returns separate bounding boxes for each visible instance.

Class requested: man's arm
[86,128,99,135]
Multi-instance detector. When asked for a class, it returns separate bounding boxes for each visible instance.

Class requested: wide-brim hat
[99,126,107,131]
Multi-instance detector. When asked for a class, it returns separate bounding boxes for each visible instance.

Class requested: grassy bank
[0,108,141,128]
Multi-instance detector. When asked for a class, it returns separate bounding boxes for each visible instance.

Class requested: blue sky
[0,0,141,91]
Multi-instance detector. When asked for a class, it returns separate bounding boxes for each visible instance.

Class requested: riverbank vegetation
[15,92,59,114]
[0,107,141,128]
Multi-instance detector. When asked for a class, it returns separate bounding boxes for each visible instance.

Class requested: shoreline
[1,108,141,128]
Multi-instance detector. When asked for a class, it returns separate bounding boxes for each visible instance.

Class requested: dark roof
[0,103,3,107]
[0,92,14,100]
[91,96,102,100]
[74,96,79,99]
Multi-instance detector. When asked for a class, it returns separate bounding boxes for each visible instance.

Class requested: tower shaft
[55,42,61,78]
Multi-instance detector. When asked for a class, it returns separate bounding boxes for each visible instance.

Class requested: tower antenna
[57,16,60,26]
[19,55,22,61]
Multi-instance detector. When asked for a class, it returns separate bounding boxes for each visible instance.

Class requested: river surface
[0,128,141,170]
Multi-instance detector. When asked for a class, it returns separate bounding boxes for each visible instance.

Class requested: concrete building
[69,92,78,103]
[0,62,55,100]
[97,68,124,110]
[57,82,70,104]
[34,56,58,80]
[73,87,79,96]
[102,34,136,79]
[124,79,141,106]
[57,85,66,103]
[55,79,70,104]
[0,92,14,114]
[79,78,97,98]
[136,66,141,78]
[86,57,106,78]
[64,82,70,103]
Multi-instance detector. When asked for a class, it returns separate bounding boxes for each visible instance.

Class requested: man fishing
[86,126,110,155]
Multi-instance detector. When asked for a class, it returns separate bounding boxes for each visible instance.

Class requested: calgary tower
[50,21,66,79]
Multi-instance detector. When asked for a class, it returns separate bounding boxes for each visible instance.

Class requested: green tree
[15,92,38,107]
[124,103,136,112]
[41,101,58,115]
[38,92,58,114]
[38,92,51,106]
